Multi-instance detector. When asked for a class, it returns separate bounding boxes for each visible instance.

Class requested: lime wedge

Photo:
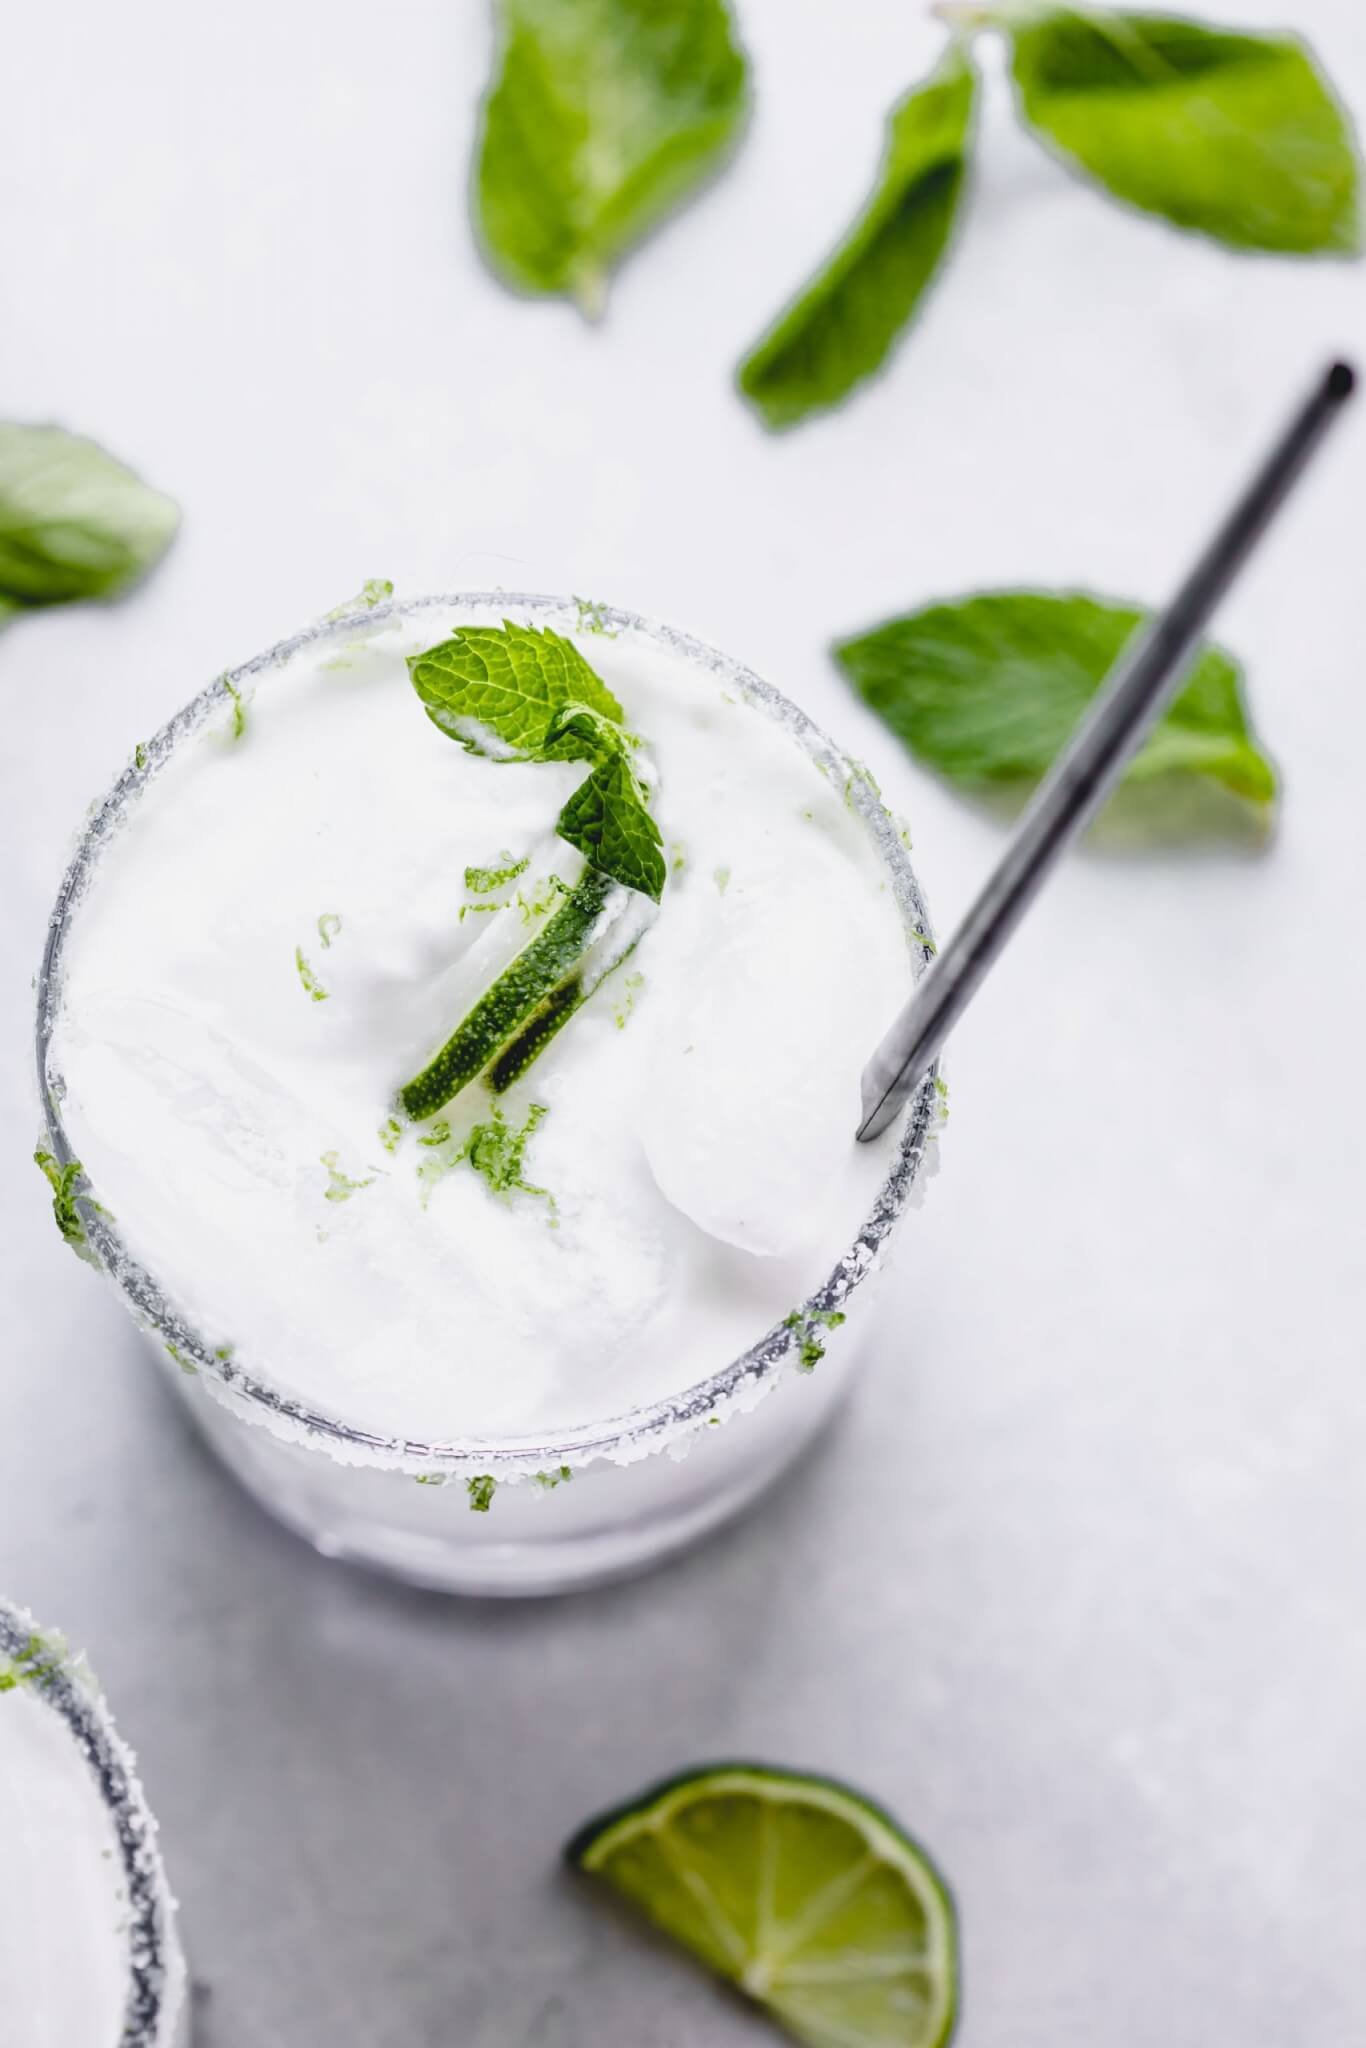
[567,1764,958,2048]
[399,869,616,1122]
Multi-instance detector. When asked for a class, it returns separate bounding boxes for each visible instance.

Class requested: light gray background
[3,1,1365,2041]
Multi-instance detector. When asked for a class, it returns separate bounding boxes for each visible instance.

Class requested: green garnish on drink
[398,624,665,1121]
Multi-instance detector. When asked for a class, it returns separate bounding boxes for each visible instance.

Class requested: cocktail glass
[35,596,941,1596]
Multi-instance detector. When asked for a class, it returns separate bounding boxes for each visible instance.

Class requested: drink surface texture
[50,599,912,1446]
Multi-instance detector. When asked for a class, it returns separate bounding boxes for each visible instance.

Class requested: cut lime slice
[567,1764,958,2048]
[399,869,617,1122]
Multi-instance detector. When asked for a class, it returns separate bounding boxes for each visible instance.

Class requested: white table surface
[3,1,1365,2041]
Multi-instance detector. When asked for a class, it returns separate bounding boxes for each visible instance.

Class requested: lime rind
[567,1764,958,2048]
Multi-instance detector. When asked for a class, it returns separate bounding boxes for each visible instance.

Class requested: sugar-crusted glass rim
[35,593,940,1473]
[0,1597,183,2047]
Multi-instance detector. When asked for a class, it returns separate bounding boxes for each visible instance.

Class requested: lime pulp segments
[568,1765,958,2048]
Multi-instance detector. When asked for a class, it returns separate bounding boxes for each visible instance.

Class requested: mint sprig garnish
[400,623,665,1120]
[835,588,1277,834]
[740,7,1360,430]
[475,0,749,315]
[739,47,977,430]
[0,422,178,618]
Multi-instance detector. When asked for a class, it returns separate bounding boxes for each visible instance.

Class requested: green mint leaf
[409,622,623,760]
[738,48,977,430]
[835,589,1277,831]
[400,870,617,1121]
[556,750,667,901]
[1005,9,1361,255]
[542,699,635,766]
[476,0,749,314]
[0,423,178,607]
[467,1475,496,1513]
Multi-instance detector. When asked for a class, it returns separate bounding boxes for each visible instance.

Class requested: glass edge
[0,1597,185,2048]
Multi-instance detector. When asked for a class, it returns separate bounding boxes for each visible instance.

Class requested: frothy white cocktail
[0,1602,187,2046]
[38,595,940,1590]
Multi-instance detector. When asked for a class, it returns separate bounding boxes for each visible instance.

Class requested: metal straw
[857,359,1356,1143]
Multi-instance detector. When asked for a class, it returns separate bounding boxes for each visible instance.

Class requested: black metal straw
[858,360,1356,1143]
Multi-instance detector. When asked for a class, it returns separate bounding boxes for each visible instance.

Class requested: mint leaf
[542,699,635,767]
[476,0,749,314]
[738,48,977,430]
[409,623,623,759]
[404,624,665,1112]
[835,590,1277,826]
[0,423,178,607]
[1004,10,1361,255]
[557,750,666,901]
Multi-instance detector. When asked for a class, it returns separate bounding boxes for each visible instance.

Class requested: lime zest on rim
[567,1763,958,2048]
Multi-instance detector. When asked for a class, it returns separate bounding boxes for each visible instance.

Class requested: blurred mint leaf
[476,0,749,315]
[557,750,666,901]
[738,47,977,430]
[835,589,1277,827]
[408,622,624,759]
[1004,9,1361,254]
[0,423,178,609]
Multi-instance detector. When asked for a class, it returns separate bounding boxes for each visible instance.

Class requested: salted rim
[0,1598,181,2048]
[35,592,940,1473]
